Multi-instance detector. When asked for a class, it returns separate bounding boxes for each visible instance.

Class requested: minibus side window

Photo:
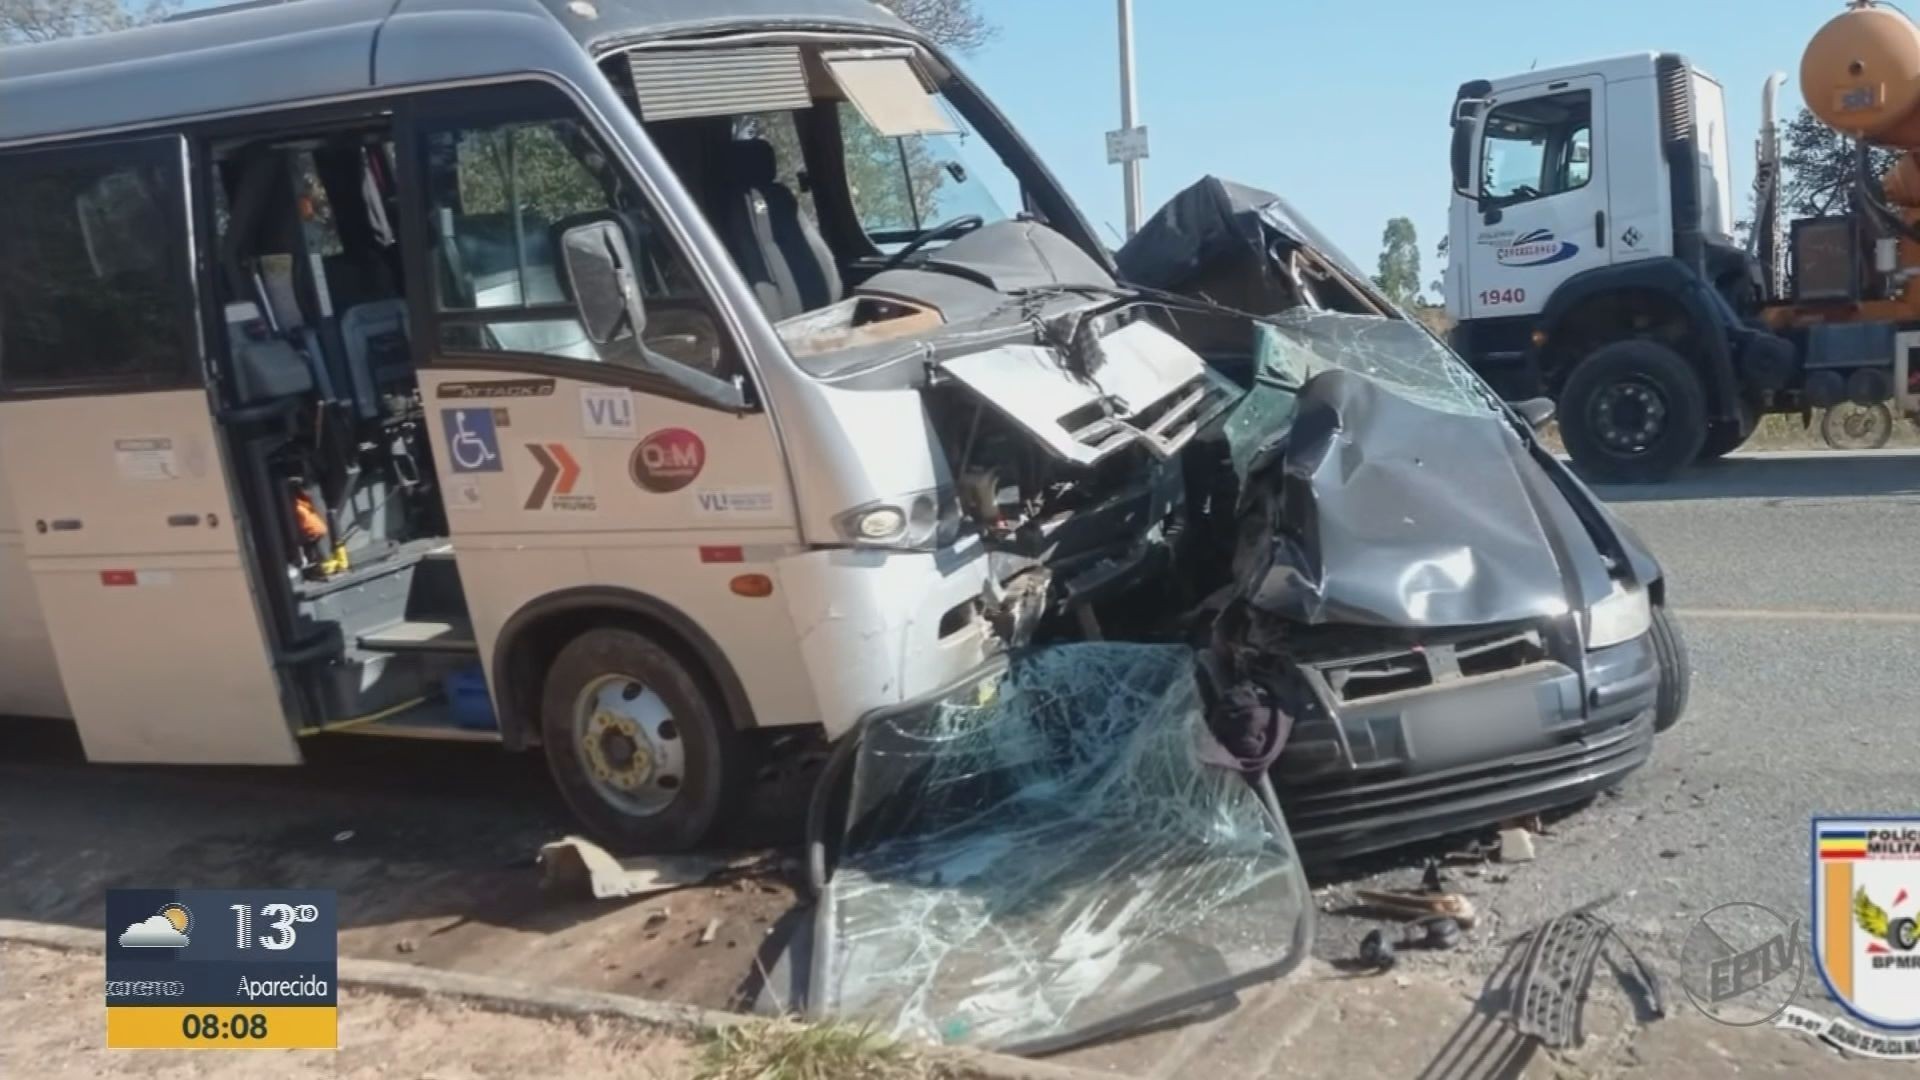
[418,100,732,380]
[0,143,194,393]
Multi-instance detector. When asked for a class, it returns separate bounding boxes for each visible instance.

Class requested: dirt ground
[0,942,700,1079]
[0,722,803,1016]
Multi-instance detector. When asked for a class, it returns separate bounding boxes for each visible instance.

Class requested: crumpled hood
[1235,368,1614,629]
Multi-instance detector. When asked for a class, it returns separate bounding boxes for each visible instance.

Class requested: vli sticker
[580,387,637,439]
[695,489,776,516]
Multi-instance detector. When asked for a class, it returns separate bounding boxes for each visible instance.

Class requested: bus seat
[232,336,315,405]
[340,299,411,420]
[716,138,840,321]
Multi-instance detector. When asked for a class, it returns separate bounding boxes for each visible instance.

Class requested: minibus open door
[0,134,299,765]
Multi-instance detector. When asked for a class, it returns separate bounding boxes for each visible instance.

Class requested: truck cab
[1445,53,1792,482]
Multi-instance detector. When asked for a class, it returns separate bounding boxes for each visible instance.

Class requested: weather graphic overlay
[104,889,337,1049]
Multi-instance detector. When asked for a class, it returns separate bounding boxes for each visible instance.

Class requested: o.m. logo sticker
[631,428,706,493]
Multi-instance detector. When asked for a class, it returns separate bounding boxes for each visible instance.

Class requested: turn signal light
[730,574,774,598]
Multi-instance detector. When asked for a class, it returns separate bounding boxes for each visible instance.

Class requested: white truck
[1442,53,1800,481]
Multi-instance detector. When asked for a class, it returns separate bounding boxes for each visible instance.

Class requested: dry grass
[696,1021,934,1080]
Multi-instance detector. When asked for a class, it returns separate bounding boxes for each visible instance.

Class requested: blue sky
[960,0,1841,294]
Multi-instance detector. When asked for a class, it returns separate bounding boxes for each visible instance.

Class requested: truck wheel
[1699,398,1758,462]
[1559,340,1707,483]
[1650,604,1689,733]
[540,627,747,852]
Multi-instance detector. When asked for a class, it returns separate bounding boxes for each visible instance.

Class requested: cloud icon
[119,914,189,948]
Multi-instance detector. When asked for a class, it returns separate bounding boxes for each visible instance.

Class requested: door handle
[167,513,203,528]
[46,518,82,532]
[1595,210,1607,247]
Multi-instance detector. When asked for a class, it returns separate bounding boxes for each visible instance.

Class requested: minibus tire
[540,627,746,852]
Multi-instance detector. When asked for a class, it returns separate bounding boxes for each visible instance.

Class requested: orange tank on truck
[1804,1,1920,201]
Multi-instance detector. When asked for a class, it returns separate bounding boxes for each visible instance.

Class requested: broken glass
[810,643,1312,1055]
[1217,312,1500,489]
[1264,308,1492,418]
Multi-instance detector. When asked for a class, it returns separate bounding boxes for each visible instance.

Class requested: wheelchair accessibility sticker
[441,409,503,473]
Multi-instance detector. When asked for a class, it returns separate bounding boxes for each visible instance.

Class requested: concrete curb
[0,918,1111,1080]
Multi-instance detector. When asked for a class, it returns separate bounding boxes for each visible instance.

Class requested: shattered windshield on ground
[1259,308,1494,418]
[810,644,1312,1056]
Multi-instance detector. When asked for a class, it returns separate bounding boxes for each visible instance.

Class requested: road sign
[1106,125,1150,165]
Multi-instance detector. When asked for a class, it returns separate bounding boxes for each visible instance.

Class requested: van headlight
[833,490,961,551]
[1585,581,1651,649]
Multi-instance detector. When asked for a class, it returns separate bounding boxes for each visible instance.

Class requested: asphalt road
[4,450,1917,1023]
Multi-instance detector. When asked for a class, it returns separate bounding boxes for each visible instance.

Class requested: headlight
[1585,580,1651,649]
[833,490,960,551]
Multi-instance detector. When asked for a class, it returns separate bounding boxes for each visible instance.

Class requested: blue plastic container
[445,665,498,731]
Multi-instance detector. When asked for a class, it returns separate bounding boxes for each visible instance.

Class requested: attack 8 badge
[1814,817,1920,1030]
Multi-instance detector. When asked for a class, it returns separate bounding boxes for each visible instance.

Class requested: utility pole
[1113,0,1146,236]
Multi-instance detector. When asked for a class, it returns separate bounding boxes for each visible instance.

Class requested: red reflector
[730,574,775,598]
[699,546,744,564]
[100,570,137,587]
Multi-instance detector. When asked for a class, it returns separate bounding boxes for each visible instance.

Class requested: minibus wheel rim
[573,674,685,816]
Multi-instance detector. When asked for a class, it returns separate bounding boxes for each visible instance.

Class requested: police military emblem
[1814,818,1920,1030]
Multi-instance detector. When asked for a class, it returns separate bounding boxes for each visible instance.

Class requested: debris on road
[699,918,722,946]
[1359,929,1397,970]
[1511,897,1663,1050]
[333,829,355,843]
[538,836,733,901]
[1357,915,1465,971]
[1353,888,1477,929]
[1416,917,1463,951]
[1499,827,1537,864]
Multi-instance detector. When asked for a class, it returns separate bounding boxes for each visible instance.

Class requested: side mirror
[1450,99,1483,194]
[552,214,750,414]
[1514,397,1556,431]
[559,219,645,346]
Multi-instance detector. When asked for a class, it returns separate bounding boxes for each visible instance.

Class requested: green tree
[877,0,995,51]
[1372,217,1422,308]
[1,0,169,43]
[1781,107,1897,217]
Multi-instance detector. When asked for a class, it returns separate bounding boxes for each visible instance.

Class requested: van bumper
[775,542,996,740]
[1276,628,1661,860]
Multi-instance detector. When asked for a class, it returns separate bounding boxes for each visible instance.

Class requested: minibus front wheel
[540,627,748,851]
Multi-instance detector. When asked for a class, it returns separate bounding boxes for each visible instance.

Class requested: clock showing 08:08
[104,889,338,1050]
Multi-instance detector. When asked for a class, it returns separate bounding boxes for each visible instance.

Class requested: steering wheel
[877,215,985,272]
